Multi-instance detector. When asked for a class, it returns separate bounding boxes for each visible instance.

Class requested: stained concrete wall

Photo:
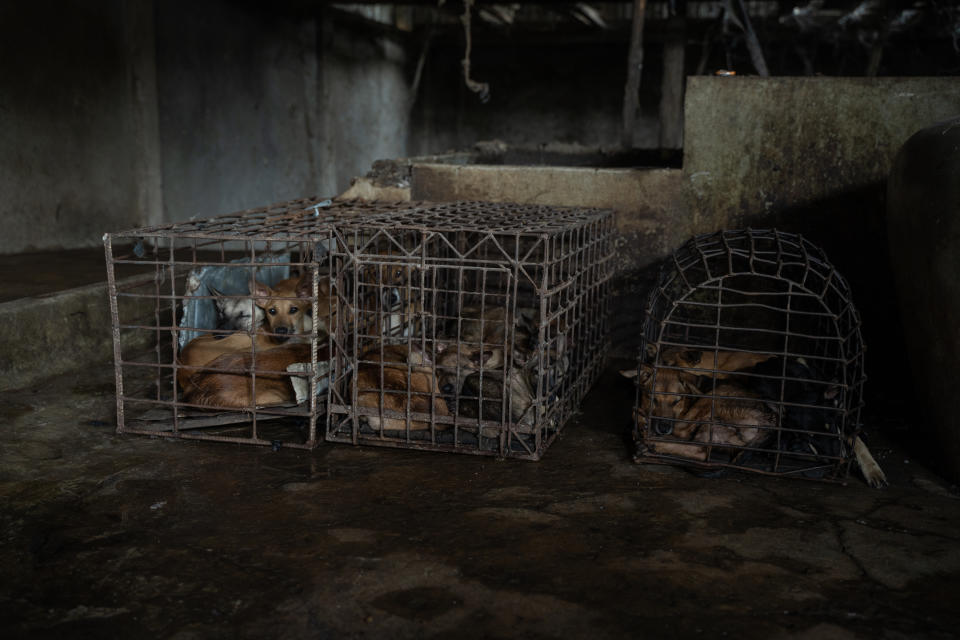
[155,3,411,222]
[0,1,412,251]
[683,77,960,234]
[682,77,960,400]
[0,0,158,253]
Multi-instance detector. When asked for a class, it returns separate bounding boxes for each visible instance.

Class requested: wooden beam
[658,31,685,149]
[621,0,647,149]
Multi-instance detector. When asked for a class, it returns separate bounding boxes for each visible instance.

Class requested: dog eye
[268,308,277,315]
[289,306,298,314]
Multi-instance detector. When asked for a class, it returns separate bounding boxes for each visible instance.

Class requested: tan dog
[621,347,774,426]
[354,344,450,431]
[251,273,315,340]
[179,342,314,408]
[623,347,888,487]
[642,383,776,461]
[178,273,327,407]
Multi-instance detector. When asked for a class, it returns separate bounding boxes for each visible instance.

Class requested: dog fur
[356,260,422,339]
[643,383,777,461]
[623,346,888,487]
[210,285,264,332]
[354,344,450,431]
[436,343,537,428]
[178,274,322,408]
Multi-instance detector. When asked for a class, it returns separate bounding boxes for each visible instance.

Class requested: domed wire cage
[633,229,865,481]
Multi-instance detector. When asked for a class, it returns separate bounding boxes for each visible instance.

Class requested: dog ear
[250,279,272,306]
[317,278,330,296]
[295,272,313,298]
[208,284,226,311]
[643,343,658,361]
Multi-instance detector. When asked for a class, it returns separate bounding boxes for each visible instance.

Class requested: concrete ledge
[0,275,155,391]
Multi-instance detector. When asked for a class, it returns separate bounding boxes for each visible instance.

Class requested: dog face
[436,343,504,404]
[251,273,316,342]
[643,383,775,461]
[357,260,421,338]
[627,363,701,432]
[210,285,264,332]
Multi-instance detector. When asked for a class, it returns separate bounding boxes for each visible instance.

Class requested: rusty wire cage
[633,229,865,481]
[103,197,412,449]
[325,202,616,460]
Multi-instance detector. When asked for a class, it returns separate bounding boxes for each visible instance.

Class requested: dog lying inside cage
[177,272,331,408]
[628,229,886,487]
[349,302,567,438]
[622,346,886,487]
[338,269,575,448]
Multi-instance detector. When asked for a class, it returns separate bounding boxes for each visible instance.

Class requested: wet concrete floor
[1,356,959,639]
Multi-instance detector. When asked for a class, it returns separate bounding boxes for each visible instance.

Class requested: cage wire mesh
[104,196,413,449]
[633,229,865,481]
[326,202,616,460]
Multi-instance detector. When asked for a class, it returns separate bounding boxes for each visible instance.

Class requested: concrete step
[0,247,157,391]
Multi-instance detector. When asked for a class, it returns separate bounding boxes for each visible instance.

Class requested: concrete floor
[2,347,959,639]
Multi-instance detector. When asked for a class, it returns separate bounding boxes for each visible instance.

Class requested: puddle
[370,586,463,621]
[0,400,34,421]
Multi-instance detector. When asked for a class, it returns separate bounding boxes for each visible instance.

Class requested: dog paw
[861,460,888,488]
[287,362,311,404]
[854,436,888,489]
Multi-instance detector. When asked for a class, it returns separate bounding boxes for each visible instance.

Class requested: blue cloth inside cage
[178,253,290,349]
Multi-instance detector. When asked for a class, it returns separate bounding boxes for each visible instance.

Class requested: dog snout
[382,287,402,308]
[274,326,290,335]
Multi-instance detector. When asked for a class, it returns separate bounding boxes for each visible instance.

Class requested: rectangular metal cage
[103,197,412,449]
[325,202,616,460]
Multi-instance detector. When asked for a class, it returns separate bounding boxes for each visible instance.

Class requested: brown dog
[621,347,774,429]
[178,273,325,407]
[251,272,315,340]
[354,344,450,431]
[642,383,776,461]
